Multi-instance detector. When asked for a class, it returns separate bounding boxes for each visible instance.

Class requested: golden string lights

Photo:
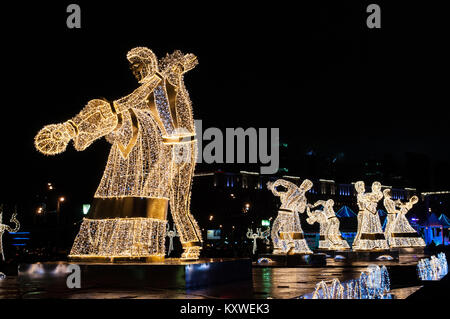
[35,47,202,260]
[352,181,389,251]
[383,190,425,248]
[306,199,349,250]
[267,179,313,254]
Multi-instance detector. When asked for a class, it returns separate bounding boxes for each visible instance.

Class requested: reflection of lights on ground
[27,263,45,276]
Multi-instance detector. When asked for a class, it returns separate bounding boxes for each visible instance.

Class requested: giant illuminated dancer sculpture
[35,47,202,260]
[352,181,389,251]
[306,199,350,250]
[0,205,20,261]
[267,179,313,254]
[383,190,425,248]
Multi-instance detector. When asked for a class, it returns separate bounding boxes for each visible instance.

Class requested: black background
[1,1,449,214]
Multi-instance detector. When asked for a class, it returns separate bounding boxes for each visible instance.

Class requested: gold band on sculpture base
[279,232,305,240]
[89,197,169,220]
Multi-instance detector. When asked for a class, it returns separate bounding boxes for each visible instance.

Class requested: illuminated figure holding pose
[267,179,313,254]
[0,205,20,261]
[35,47,202,260]
[352,181,389,251]
[306,199,350,250]
[384,191,425,248]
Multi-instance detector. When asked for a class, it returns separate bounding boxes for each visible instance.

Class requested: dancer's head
[371,181,382,193]
[127,47,159,84]
[355,181,365,194]
[383,189,391,198]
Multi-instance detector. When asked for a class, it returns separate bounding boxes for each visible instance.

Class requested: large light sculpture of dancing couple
[352,181,389,251]
[267,179,313,254]
[306,199,349,251]
[34,47,203,260]
[383,189,425,248]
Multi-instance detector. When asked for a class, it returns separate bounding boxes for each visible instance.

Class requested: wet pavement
[0,262,423,299]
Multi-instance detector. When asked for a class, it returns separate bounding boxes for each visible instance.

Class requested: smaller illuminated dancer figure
[0,205,20,261]
[384,191,425,248]
[383,189,402,245]
[306,199,350,250]
[352,181,389,251]
[267,179,313,254]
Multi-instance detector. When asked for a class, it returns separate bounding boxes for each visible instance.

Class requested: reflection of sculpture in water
[267,179,312,254]
[0,205,20,261]
[306,199,349,250]
[352,181,388,251]
[384,191,425,248]
[35,47,202,260]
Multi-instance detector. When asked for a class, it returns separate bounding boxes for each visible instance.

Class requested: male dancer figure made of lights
[0,205,20,261]
[267,179,313,254]
[34,47,202,260]
[383,191,425,248]
[352,181,389,251]
[306,199,350,250]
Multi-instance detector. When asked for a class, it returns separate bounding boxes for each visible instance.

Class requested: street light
[209,215,214,221]
[57,196,65,224]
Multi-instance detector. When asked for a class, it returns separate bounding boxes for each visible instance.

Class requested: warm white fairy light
[383,190,425,248]
[35,47,202,260]
[246,228,270,254]
[306,199,349,250]
[0,205,20,261]
[267,179,313,254]
[352,181,389,251]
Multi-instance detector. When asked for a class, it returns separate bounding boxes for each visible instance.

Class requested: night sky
[1,1,449,207]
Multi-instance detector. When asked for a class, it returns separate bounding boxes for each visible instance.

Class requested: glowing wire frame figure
[352,181,389,251]
[267,179,313,254]
[246,227,270,255]
[35,47,202,260]
[0,205,20,261]
[384,192,425,248]
[306,199,349,250]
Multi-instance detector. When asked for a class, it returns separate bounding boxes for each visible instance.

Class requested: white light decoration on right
[267,179,313,254]
[383,190,425,248]
[352,181,389,251]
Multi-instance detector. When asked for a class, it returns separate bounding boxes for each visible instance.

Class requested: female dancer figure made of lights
[352,181,389,251]
[34,47,202,260]
[267,179,313,254]
[0,205,20,261]
[383,191,425,248]
[306,199,350,250]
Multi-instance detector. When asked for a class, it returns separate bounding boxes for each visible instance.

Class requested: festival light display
[35,47,202,260]
[0,205,20,261]
[246,227,270,255]
[306,199,349,250]
[383,190,425,248]
[352,181,389,251]
[311,264,391,299]
[267,179,313,254]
